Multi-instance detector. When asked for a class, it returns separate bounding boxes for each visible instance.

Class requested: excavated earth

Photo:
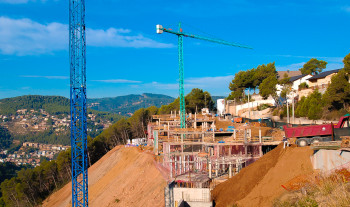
[42,146,167,207]
[212,144,314,207]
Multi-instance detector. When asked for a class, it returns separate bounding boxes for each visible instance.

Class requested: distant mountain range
[88,93,175,115]
[0,93,226,117]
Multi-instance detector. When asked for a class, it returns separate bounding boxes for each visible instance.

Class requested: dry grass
[274,169,350,207]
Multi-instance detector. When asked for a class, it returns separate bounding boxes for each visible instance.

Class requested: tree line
[158,88,215,114]
[228,53,350,119]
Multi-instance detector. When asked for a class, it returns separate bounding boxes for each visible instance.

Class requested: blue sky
[0,0,349,99]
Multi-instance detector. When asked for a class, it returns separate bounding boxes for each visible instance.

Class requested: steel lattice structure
[69,0,88,206]
[157,23,252,128]
[177,22,186,128]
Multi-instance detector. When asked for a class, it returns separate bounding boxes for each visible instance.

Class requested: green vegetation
[257,104,271,111]
[185,88,214,113]
[0,95,69,116]
[0,163,31,188]
[298,82,309,90]
[295,90,324,120]
[299,58,327,75]
[0,126,12,150]
[228,62,278,102]
[13,130,70,146]
[88,93,174,116]
[323,69,350,110]
[158,88,215,114]
[0,94,124,120]
[0,95,125,146]
[0,149,71,207]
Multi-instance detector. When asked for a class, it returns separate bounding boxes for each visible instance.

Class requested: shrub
[298,82,309,90]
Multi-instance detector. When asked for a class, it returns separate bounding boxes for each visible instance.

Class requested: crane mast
[156,23,252,128]
[69,0,88,206]
[177,22,186,128]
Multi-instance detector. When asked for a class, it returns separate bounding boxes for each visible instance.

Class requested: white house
[276,74,312,98]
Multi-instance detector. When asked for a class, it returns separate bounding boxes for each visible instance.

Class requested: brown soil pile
[42,146,167,207]
[212,144,314,207]
[214,118,235,129]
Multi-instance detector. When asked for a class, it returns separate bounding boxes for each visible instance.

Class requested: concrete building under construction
[147,112,283,206]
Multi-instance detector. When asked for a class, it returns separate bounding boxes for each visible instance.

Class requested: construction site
[42,108,350,207]
[148,111,283,206]
[29,0,350,207]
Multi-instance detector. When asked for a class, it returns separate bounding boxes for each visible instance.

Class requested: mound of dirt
[42,146,167,207]
[211,144,314,207]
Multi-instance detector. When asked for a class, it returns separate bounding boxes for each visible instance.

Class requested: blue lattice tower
[69,0,88,206]
[178,22,186,129]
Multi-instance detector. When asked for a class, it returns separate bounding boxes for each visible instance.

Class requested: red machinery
[283,115,350,147]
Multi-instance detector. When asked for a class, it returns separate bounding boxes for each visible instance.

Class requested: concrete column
[235,159,239,174]
[259,129,262,143]
[188,155,190,171]
[215,159,218,177]
[179,156,182,174]
[229,162,232,178]
[213,127,215,142]
[209,161,212,178]
[175,156,177,176]
[222,157,225,172]
[170,159,173,178]
[183,156,185,173]
[229,146,231,156]
[194,112,197,129]
[217,145,220,157]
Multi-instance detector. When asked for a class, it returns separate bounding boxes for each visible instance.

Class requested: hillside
[42,146,167,207]
[0,95,124,145]
[88,93,174,116]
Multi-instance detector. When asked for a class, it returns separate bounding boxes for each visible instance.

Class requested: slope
[42,146,167,207]
[212,144,314,207]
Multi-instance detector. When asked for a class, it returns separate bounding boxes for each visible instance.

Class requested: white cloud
[0,0,57,4]
[92,79,141,83]
[141,75,235,92]
[0,0,29,4]
[186,75,235,87]
[87,28,173,48]
[342,6,350,13]
[276,54,344,71]
[21,75,69,79]
[0,17,67,55]
[0,16,173,55]
[276,62,305,71]
[276,54,343,63]
[325,63,343,70]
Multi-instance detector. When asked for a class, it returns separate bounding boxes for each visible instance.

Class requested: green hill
[0,95,125,145]
[88,93,175,115]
